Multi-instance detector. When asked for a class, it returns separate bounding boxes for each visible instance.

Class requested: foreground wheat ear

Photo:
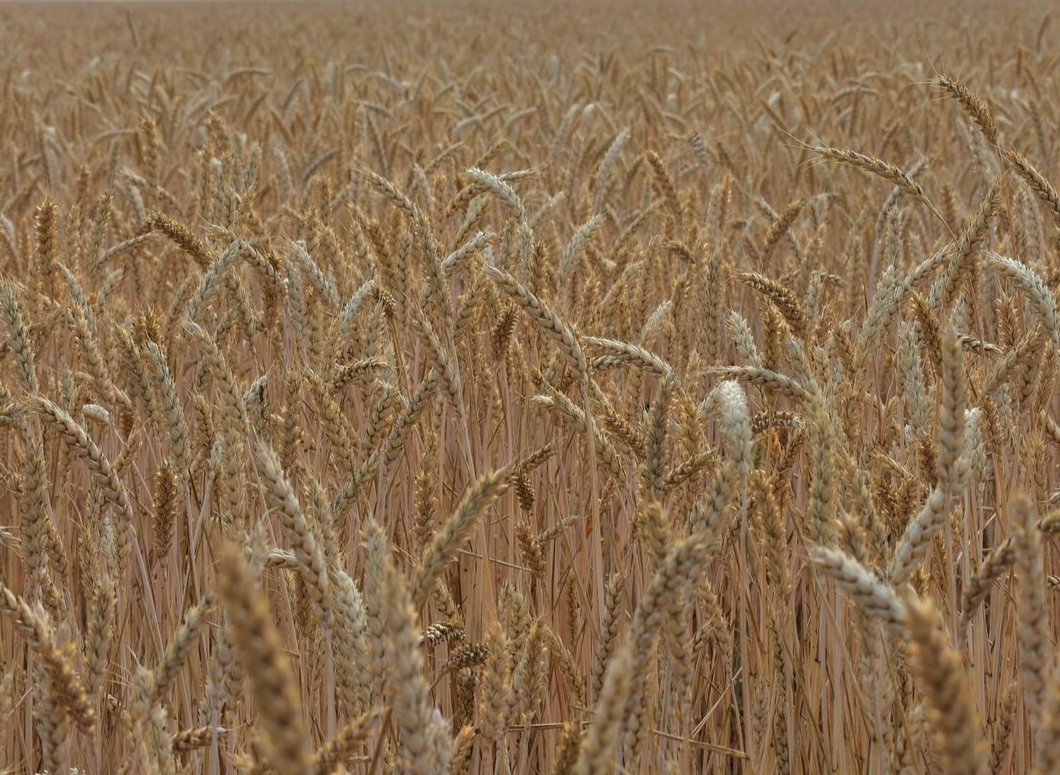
[215,544,311,775]
[3,2,1060,773]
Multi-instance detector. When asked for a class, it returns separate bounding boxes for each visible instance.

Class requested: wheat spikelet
[149,211,212,269]
[2,285,40,393]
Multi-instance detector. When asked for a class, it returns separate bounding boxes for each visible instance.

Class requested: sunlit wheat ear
[586,570,626,704]
[185,238,245,323]
[739,271,806,337]
[958,536,1015,636]
[759,197,806,264]
[329,567,372,719]
[185,320,248,439]
[465,167,529,224]
[707,365,809,400]
[932,180,999,310]
[483,261,588,378]
[15,420,53,601]
[83,568,115,702]
[803,390,839,546]
[144,339,190,474]
[149,211,212,269]
[640,377,672,494]
[583,336,673,380]
[30,394,135,580]
[33,199,59,299]
[531,388,624,478]
[645,150,684,232]
[623,531,717,758]
[477,621,512,745]
[716,380,751,478]
[152,459,178,564]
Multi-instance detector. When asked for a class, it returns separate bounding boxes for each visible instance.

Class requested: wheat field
[2,1,1060,773]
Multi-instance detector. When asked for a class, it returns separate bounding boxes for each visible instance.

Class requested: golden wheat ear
[906,597,990,775]
[215,542,311,775]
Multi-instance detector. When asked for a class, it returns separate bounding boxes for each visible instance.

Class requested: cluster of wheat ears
[5,2,1060,774]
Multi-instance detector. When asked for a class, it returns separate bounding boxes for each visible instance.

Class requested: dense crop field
[1,1,1059,773]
